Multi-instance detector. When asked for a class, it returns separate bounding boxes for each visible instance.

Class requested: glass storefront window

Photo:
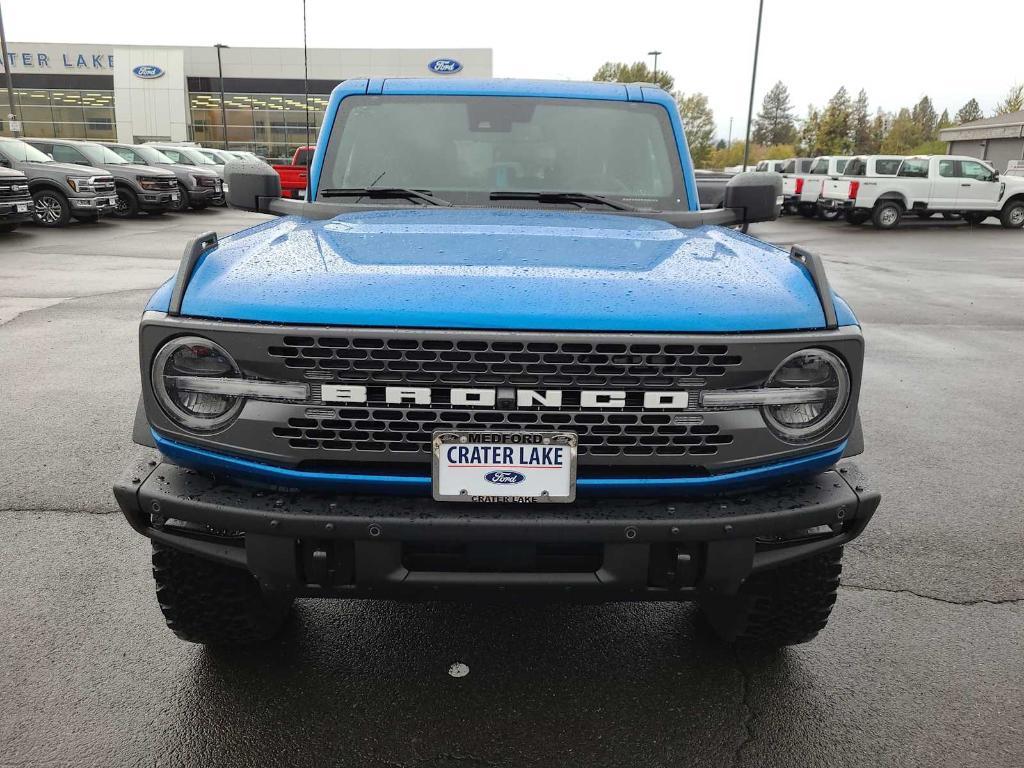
[0,88,115,141]
[188,91,326,162]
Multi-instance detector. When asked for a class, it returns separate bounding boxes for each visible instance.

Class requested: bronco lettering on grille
[320,385,689,409]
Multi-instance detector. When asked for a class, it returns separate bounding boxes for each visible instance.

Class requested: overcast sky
[4,0,1022,138]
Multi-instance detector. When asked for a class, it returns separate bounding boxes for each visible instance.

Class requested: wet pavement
[1,210,1021,767]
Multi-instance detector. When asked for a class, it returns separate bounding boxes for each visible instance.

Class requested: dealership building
[0,43,492,160]
[939,110,1024,171]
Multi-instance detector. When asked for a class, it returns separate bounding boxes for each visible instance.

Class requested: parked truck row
[766,153,1024,229]
[0,137,232,230]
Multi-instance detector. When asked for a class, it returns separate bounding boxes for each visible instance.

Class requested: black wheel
[797,203,817,219]
[999,201,1024,229]
[151,541,293,646]
[173,191,190,211]
[817,206,841,221]
[700,548,844,648]
[32,189,71,227]
[845,210,869,226]
[963,212,988,226]
[0,222,18,233]
[871,200,902,229]
[114,187,139,218]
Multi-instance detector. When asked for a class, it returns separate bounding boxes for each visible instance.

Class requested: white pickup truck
[796,156,851,219]
[821,155,1024,229]
[754,159,787,173]
[819,155,904,224]
[780,157,814,214]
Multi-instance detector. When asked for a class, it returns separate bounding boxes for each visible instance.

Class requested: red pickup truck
[272,146,313,199]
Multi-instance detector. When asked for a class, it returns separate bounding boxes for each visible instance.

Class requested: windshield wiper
[320,187,451,206]
[489,190,639,212]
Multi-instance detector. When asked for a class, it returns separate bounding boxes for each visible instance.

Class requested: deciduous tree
[676,92,715,166]
[592,62,674,92]
[994,83,1024,115]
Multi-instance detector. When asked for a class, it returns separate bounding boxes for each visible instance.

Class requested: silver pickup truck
[0,167,33,232]
[0,137,116,227]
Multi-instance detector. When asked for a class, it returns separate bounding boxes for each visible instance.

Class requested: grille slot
[269,336,742,387]
[272,409,733,458]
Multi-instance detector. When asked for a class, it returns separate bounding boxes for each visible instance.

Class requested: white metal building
[1,42,493,160]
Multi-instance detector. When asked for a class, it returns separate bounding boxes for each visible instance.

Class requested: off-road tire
[702,547,844,648]
[151,541,293,646]
[871,200,902,229]
[999,200,1024,229]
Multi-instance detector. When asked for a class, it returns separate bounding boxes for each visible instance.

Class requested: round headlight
[152,336,243,431]
[763,348,850,442]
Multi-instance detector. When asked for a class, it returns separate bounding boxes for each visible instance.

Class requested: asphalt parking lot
[1,209,1021,768]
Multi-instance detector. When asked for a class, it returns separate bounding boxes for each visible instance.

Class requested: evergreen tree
[911,96,938,139]
[937,109,952,130]
[592,61,674,92]
[799,106,821,156]
[994,83,1024,115]
[881,108,920,153]
[751,81,797,145]
[676,92,715,166]
[818,87,854,154]
[850,89,871,153]
[955,98,984,124]
[868,109,889,154]
[715,138,727,150]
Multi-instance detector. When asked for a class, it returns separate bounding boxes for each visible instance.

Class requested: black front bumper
[0,199,33,222]
[114,452,879,601]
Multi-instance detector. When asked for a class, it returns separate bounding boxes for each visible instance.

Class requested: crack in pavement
[0,507,117,515]
[731,649,755,768]
[841,582,1023,607]
[0,287,158,327]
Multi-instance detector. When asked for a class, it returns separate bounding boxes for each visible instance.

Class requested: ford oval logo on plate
[428,58,463,75]
[485,470,526,485]
[132,65,165,79]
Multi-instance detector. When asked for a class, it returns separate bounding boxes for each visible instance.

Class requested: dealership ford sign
[132,65,164,79]
[428,58,462,75]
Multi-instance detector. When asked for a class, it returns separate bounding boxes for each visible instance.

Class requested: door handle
[961,183,972,187]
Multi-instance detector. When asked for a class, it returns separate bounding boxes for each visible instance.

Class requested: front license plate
[170,193,179,201]
[16,203,29,212]
[432,430,577,503]
[106,197,117,206]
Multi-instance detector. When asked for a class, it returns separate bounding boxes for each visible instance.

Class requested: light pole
[0,2,20,137]
[741,0,764,171]
[214,43,229,150]
[648,50,662,84]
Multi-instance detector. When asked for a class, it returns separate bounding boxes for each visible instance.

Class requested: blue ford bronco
[114,79,879,648]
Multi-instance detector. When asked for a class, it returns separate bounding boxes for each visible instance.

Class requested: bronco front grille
[273,408,733,459]
[268,335,742,387]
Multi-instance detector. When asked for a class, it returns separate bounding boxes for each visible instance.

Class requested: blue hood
[153,209,852,332]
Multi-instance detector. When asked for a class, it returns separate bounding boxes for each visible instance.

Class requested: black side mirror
[724,171,782,223]
[224,157,282,212]
[0,155,9,168]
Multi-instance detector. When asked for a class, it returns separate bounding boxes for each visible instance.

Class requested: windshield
[78,143,129,165]
[162,146,216,165]
[135,145,175,164]
[316,95,686,209]
[200,149,226,164]
[0,139,53,163]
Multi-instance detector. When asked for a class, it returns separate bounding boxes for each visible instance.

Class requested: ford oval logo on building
[485,470,525,485]
[428,58,462,75]
[132,65,164,79]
